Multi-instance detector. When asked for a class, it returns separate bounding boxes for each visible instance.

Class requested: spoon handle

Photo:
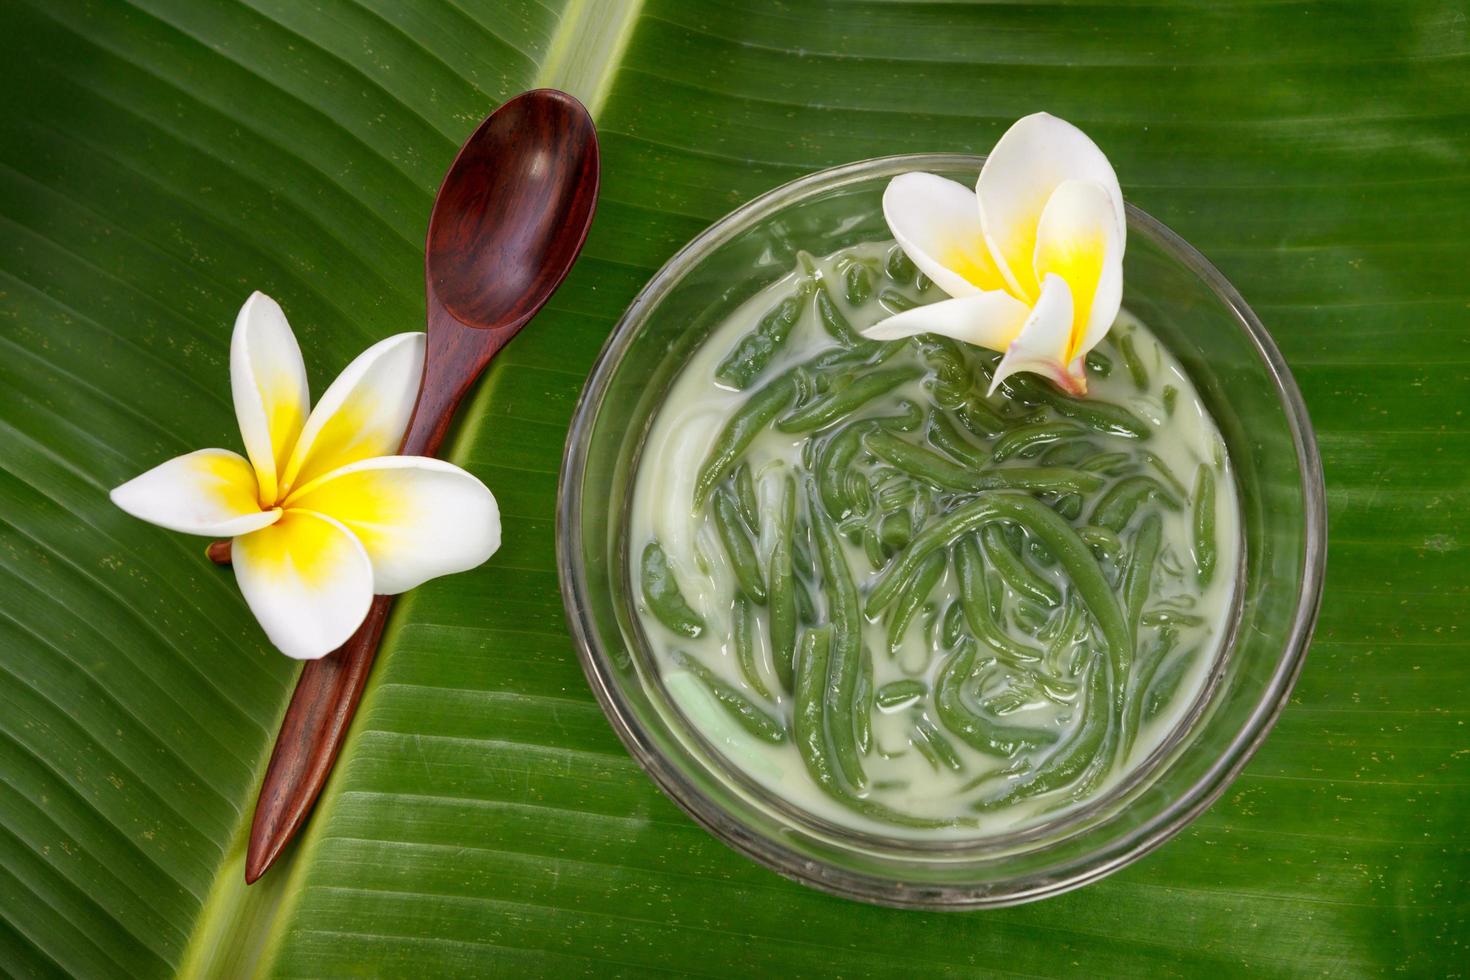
[399,312,507,457]
[245,305,504,883]
[244,594,391,882]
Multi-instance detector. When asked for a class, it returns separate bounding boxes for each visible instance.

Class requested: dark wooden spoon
[244,89,599,884]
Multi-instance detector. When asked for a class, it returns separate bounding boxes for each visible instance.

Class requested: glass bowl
[556,154,1325,909]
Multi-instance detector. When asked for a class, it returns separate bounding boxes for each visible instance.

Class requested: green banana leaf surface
[1,0,1465,976]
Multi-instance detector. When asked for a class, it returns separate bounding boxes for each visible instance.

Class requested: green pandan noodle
[630,243,1239,837]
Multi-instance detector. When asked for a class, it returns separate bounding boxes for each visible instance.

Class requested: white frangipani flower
[863,112,1126,395]
[111,292,501,659]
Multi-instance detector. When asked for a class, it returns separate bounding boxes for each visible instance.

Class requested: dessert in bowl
[558,142,1323,907]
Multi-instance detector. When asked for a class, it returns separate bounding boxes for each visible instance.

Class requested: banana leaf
[0,0,1465,976]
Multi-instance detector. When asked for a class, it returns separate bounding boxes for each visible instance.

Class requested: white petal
[1033,179,1124,362]
[285,456,500,595]
[978,113,1125,301]
[110,449,280,537]
[232,509,374,659]
[861,291,1032,352]
[989,274,1085,395]
[279,332,425,496]
[883,173,1008,297]
[231,292,309,506]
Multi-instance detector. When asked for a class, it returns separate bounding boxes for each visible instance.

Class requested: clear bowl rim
[556,152,1327,908]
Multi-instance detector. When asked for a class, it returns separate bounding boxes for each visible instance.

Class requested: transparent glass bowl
[557,154,1325,908]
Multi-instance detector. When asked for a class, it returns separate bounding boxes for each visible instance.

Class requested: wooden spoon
[244,89,599,883]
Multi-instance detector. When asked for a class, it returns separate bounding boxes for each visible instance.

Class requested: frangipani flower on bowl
[110,292,501,659]
[863,112,1125,395]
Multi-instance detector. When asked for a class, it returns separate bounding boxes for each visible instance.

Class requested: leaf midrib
[176,3,645,976]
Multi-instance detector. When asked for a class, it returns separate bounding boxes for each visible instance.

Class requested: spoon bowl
[428,90,599,329]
